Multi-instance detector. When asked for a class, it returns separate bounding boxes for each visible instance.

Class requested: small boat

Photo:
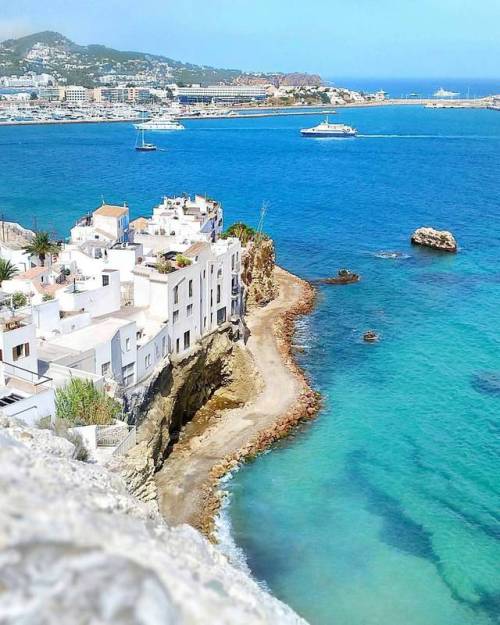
[135,128,157,152]
[363,331,379,342]
[301,116,357,138]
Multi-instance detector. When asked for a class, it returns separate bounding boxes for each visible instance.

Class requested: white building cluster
[0,195,243,428]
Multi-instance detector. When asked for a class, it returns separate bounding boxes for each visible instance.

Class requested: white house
[132,236,242,355]
[0,313,54,425]
[0,221,34,272]
[70,203,130,247]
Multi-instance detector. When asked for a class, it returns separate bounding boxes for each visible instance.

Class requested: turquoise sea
[1,105,499,624]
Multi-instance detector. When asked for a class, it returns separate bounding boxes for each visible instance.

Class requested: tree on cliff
[221,222,268,247]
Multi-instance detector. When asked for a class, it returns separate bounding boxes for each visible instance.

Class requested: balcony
[2,360,52,394]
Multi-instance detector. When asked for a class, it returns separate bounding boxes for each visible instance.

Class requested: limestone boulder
[410,227,457,252]
[0,418,306,625]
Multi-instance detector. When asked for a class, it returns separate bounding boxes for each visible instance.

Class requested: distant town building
[93,87,152,104]
[173,84,267,103]
[63,85,90,103]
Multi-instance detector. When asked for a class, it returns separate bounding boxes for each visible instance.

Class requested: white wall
[57,270,121,318]
[0,322,38,373]
[136,324,169,383]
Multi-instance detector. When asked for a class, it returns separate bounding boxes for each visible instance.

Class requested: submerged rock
[410,227,457,253]
[314,269,360,285]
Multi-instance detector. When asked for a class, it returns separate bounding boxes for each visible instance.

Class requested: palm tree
[23,232,59,267]
[0,258,17,285]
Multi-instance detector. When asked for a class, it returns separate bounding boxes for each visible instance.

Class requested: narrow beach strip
[155,266,321,540]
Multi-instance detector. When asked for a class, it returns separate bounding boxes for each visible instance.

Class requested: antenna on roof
[256,202,268,245]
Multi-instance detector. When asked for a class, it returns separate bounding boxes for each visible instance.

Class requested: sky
[1,0,499,78]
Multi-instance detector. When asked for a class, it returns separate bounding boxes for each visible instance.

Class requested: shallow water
[1,105,499,625]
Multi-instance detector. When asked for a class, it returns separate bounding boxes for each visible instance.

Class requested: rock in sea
[410,227,457,253]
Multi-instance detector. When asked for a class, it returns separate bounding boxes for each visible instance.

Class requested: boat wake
[358,134,499,140]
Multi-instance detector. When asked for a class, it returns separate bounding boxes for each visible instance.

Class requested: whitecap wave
[214,473,271,591]
[372,250,410,260]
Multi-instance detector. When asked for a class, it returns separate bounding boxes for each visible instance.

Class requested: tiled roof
[184,242,209,258]
[94,204,128,218]
[17,266,47,280]
[130,217,149,230]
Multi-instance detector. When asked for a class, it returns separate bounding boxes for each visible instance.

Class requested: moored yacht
[301,117,357,137]
[134,115,185,131]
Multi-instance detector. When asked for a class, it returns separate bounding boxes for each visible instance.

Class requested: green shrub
[55,378,121,426]
[12,291,28,309]
[175,254,192,268]
[42,293,55,301]
[155,258,174,274]
[221,222,268,246]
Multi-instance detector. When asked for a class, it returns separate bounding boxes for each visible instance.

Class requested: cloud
[0,18,35,42]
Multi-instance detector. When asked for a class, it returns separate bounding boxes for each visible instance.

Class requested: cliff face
[112,326,248,505]
[242,239,278,308]
[0,416,306,624]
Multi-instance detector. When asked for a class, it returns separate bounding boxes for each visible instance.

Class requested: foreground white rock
[410,227,457,252]
[0,417,306,625]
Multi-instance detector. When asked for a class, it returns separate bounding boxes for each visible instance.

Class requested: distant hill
[0,31,243,86]
[0,31,322,88]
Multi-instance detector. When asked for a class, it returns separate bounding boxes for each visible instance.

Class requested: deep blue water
[326,77,500,99]
[1,105,499,625]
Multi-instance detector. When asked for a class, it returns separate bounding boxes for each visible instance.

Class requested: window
[12,343,29,361]
[101,361,111,376]
[176,338,180,354]
[184,330,190,350]
[231,254,235,270]
[102,274,110,287]
[173,310,179,324]
[187,304,193,317]
[203,269,206,278]
[203,316,207,329]
[125,338,131,351]
[188,279,193,297]
[217,284,221,304]
[210,289,213,307]
[144,354,152,369]
[210,264,214,274]
[173,284,179,304]
[162,337,166,356]
[122,363,135,386]
[217,268,223,279]
[217,307,227,325]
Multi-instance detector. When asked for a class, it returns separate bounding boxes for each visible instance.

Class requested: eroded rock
[411,227,457,252]
[0,418,307,625]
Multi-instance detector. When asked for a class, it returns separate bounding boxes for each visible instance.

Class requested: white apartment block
[63,85,91,103]
[0,192,243,424]
[173,84,267,103]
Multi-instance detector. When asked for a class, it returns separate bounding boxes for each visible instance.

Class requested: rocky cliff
[0,415,306,625]
[242,239,278,308]
[410,227,457,252]
[112,325,253,506]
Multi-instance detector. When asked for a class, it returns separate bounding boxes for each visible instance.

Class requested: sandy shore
[155,266,320,538]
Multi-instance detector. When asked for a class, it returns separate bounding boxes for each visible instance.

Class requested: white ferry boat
[434,88,459,98]
[301,117,357,138]
[134,115,185,131]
